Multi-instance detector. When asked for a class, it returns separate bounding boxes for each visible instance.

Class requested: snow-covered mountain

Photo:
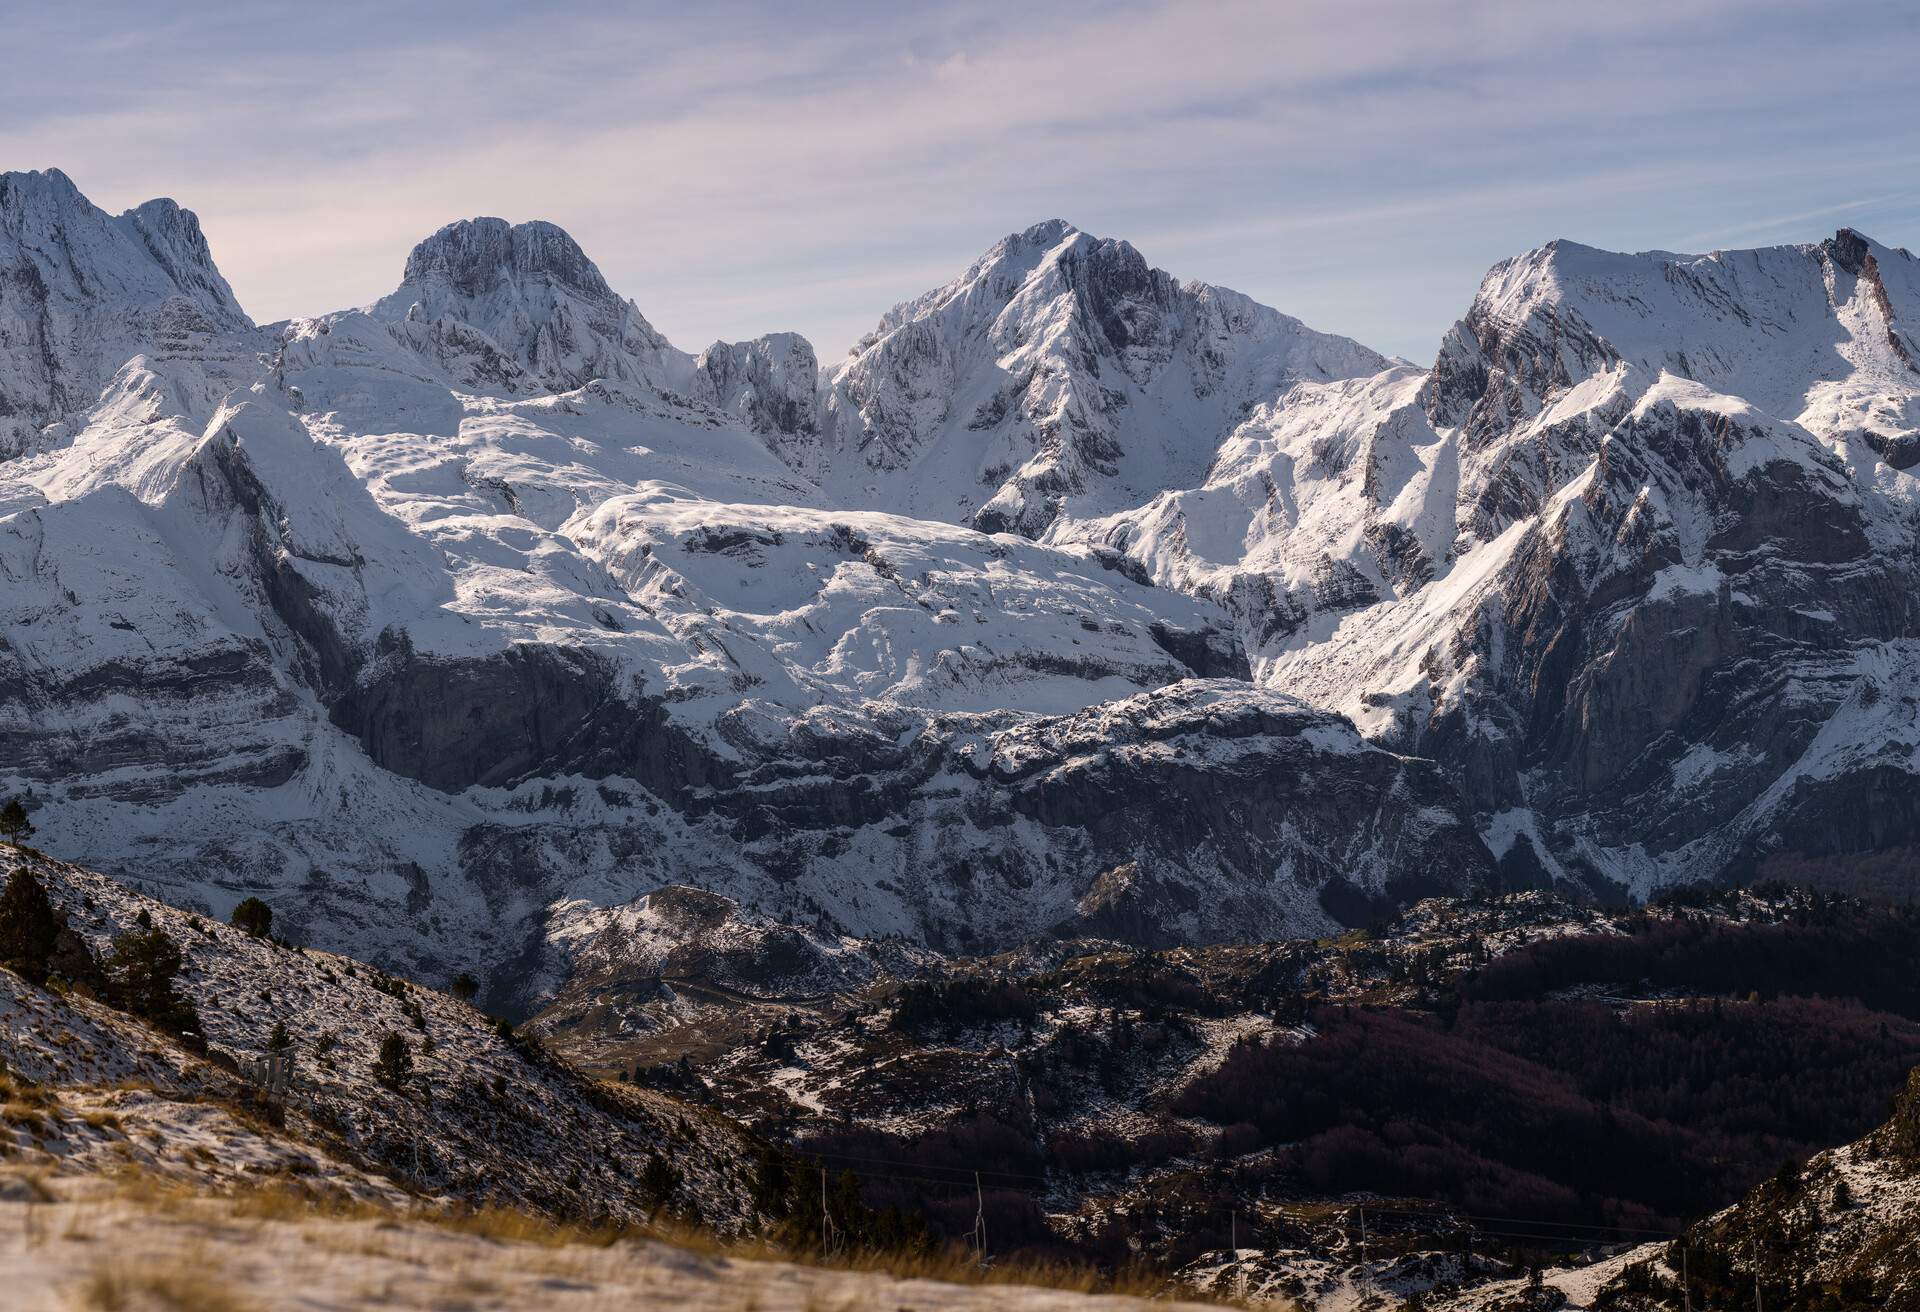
[7,165,1920,1011]
[0,173,1488,1012]
[1069,228,1920,897]
[813,219,1391,535]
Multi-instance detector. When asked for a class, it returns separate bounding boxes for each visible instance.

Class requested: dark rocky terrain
[530,878,1920,1303]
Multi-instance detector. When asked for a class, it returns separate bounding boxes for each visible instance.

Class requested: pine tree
[105,927,201,1041]
[230,896,273,938]
[0,866,59,985]
[640,1150,682,1208]
[268,1020,291,1052]
[373,1032,412,1090]
[450,972,479,1003]
[0,798,32,846]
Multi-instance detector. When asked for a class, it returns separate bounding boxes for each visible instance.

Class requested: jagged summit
[813,216,1389,533]
[385,216,624,310]
[0,168,253,455]
[1424,224,1920,469]
[340,213,823,429]
[356,214,680,395]
[0,168,248,324]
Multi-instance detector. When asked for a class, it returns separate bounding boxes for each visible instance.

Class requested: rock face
[367,216,685,395]
[693,332,820,444]
[972,681,1496,941]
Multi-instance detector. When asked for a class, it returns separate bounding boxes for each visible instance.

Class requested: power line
[805,1163,1046,1197]
[797,1147,1048,1183]
[790,1148,1682,1248]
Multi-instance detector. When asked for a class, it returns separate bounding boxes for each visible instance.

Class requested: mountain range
[4,165,1919,1012]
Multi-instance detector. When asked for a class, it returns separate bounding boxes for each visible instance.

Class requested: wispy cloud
[8,0,1917,360]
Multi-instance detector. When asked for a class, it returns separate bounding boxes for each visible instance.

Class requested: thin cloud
[7,0,1917,361]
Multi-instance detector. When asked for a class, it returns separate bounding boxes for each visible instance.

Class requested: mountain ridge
[4,166,1919,1018]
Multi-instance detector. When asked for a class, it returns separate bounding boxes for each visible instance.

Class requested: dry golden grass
[81,1261,258,1312]
[225,1179,392,1225]
[74,1170,1255,1309]
[435,1203,631,1249]
[103,1162,198,1213]
[0,1074,57,1107]
[2,1101,47,1130]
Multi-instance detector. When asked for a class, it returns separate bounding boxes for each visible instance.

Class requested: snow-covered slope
[0,173,1490,1013]
[814,220,1390,535]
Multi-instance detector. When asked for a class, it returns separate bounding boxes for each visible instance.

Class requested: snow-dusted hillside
[1428,1066,1920,1310]
[0,848,764,1228]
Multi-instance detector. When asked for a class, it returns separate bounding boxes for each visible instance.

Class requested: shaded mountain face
[1437,1059,1920,1310]
[0,175,1491,1014]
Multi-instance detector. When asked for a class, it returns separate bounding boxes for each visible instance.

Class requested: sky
[8,0,1920,363]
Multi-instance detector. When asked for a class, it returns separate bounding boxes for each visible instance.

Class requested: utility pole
[1751,1234,1764,1312]
[1231,1209,1246,1300]
[1682,1243,1693,1312]
[973,1171,987,1268]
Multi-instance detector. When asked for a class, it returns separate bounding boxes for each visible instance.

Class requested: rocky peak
[369,215,680,395]
[1823,225,1907,278]
[396,216,619,308]
[692,330,820,442]
[0,169,253,456]
[117,197,245,322]
[819,218,1387,534]
[0,166,88,225]
[0,168,248,325]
